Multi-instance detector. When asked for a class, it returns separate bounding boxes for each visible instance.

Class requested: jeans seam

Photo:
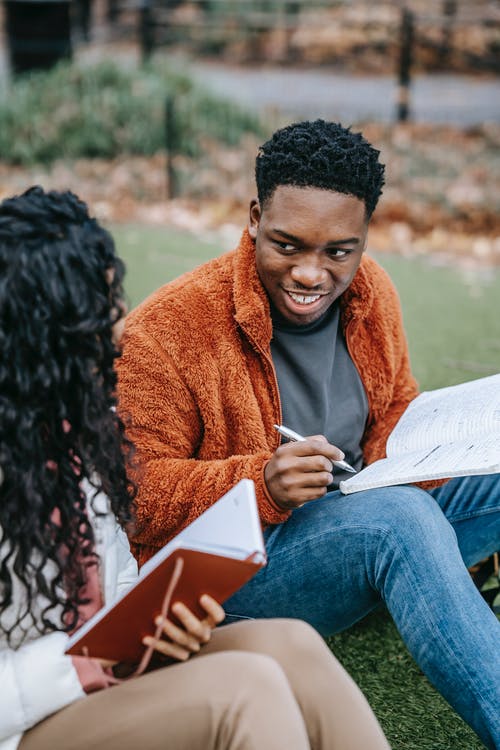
[446,506,500,524]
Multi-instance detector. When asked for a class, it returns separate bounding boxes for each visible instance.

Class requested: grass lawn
[113,222,498,749]
[113,222,500,392]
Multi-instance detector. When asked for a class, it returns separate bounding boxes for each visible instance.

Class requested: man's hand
[265,435,345,510]
[142,594,225,661]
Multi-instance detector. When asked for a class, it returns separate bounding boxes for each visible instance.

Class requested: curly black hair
[255,119,385,217]
[0,186,135,645]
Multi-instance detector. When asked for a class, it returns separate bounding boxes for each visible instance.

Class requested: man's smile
[286,291,324,306]
[280,287,332,320]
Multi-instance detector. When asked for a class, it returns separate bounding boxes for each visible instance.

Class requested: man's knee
[339,486,460,567]
[364,485,453,533]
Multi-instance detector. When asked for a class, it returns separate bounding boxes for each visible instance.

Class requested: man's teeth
[288,293,321,305]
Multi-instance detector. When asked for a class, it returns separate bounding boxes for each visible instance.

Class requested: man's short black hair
[255,119,385,218]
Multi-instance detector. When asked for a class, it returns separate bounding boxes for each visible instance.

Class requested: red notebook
[65,479,266,662]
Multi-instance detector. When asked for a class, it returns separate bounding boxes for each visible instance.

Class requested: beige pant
[20,619,390,750]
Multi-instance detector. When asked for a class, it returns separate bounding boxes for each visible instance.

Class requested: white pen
[273,424,357,474]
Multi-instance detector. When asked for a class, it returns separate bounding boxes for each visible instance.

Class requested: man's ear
[248,199,261,240]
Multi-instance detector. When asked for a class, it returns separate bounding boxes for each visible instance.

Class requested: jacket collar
[233,229,273,349]
[232,228,375,347]
[340,253,375,327]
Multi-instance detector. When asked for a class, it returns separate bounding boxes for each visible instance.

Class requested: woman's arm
[0,632,84,740]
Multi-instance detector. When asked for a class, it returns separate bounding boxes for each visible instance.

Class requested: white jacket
[0,482,138,750]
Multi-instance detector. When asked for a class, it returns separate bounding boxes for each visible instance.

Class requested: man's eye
[276,241,296,252]
[328,248,349,258]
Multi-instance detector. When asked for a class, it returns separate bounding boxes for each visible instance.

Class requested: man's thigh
[224,484,443,635]
[430,474,500,565]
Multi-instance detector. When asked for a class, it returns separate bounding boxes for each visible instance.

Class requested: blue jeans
[224,474,500,749]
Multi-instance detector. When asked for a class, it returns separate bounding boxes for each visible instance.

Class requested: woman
[0,186,390,750]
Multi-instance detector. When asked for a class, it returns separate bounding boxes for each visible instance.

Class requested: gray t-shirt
[270,302,368,488]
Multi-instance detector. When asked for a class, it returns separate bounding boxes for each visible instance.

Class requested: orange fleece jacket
[117,230,420,565]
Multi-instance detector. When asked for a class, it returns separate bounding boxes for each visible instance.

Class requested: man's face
[248,185,368,326]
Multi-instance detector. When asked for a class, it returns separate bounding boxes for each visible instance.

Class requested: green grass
[113,223,498,749]
[112,224,220,310]
[378,254,500,391]
[113,223,500,391]
[327,610,485,750]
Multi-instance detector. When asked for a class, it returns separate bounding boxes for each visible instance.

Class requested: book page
[177,478,264,554]
[387,374,500,457]
[340,431,500,494]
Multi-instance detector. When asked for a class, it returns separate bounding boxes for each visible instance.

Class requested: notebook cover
[66,547,263,662]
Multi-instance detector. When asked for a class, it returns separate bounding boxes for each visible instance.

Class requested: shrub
[0,60,263,165]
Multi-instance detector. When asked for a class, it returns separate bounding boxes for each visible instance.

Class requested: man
[117,120,500,748]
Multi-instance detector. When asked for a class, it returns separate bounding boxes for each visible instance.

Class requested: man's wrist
[261,461,288,512]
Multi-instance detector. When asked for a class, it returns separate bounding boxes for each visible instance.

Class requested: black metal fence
[3,2,499,115]
[103,0,500,125]
[104,0,500,75]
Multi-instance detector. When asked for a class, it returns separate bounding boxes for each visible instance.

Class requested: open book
[340,373,500,495]
[65,479,266,662]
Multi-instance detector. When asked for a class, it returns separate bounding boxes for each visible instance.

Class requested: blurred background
[0,2,498,266]
[0,3,499,748]
[1,1,499,384]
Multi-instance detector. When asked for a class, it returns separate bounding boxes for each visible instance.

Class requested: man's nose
[290,257,328,288]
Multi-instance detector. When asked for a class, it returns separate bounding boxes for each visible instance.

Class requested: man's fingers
[279,470,333,492]
[302,471,334,486]
[277,453,334,475]
[304,436,345,461]
[275,485,329,508]
[277,437,344,462]
[301,456,334,473]
[265,438,342,510]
